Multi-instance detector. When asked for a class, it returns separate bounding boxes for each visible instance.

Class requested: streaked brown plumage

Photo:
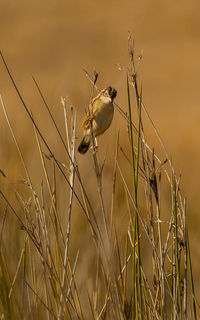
[78,86,117,154]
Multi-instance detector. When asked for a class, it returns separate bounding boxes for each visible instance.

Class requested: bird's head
[101,86,117,102]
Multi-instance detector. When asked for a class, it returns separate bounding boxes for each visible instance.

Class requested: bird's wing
[82,116,90,130]
[82,101,96,130]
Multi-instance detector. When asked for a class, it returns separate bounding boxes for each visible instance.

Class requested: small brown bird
[78,86,117,154]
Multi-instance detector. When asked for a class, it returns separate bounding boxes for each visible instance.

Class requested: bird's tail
[78,135,91,154]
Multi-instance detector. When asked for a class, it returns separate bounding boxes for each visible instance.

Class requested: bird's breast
[92,102,114,136]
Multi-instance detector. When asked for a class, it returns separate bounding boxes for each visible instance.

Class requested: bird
[78,86,117,154]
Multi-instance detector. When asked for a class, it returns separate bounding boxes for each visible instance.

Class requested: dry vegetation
[0,38,199,319]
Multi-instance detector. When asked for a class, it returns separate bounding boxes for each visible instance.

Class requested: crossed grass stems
[0,39,198,319]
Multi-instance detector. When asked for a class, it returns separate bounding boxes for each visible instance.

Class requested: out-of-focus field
[1,0,200,302]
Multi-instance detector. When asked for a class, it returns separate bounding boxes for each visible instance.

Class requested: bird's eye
[104,91,108,96]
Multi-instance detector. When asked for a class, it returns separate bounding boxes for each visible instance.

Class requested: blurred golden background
[1,0,200,297]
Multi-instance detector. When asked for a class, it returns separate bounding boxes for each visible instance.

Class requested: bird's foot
[88,114,95,121]
[90,137,98,153]
[92,145,99,154]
